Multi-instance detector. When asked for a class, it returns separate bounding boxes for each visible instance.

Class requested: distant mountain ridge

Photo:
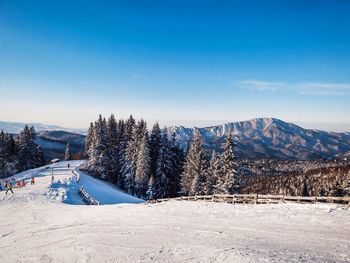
[0,120,86,134]
[2,118,350,160]
[168,118,350,160]
[35,130,86,161]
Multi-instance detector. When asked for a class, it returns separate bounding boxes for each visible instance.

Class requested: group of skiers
[1,163,72,195]
[0,176,35,194]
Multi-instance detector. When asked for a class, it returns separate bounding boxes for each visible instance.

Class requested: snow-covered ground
[76,169,143,205]
[0,161,349,262]
[0,160,143,205]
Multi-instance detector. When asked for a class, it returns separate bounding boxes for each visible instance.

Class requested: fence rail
[148,194,350,205]
[79,186,100,205]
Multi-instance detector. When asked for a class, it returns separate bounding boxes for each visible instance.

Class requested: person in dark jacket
[5,182,14,194]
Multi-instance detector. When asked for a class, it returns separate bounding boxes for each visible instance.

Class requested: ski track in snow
[0,161,349,262]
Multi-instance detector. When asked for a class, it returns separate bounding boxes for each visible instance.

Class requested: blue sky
[0,0,349,131]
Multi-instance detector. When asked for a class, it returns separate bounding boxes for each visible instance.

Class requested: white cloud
[239,80,350,96]
[296,82,350,96]
[240,80,286,91]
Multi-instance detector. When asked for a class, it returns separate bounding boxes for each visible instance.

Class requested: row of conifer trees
[85,114,240,199]
[0,126,45,178]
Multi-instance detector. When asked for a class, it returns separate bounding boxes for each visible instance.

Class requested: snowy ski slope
[0,160,143,205]
[0,161,349,262]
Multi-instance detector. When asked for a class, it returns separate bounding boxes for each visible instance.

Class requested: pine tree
[1,126,43,177]
[124,115,136,142]
[169,132,184,197]
[106,114,119,182]
[123,119,149,195]
[0,131,16,161]
[65,143,72,161]
[0,131,18,177]
[35,145,45,166]
[85,122,94,158]
[221,132,239,194]
[16,125,42,170]
[116,119,126,188]
[146,174,157,200]
[181,130,209,196]
[135,132,150,198]
[207,151,222,194]
[156,128,173,198]
[87,115,109,179]
[149,122,162,179]
[122,122,140,194]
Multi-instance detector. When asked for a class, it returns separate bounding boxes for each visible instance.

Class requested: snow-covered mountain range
[2,118,350,160]
[0,120,86,134]
[168,118,350,160]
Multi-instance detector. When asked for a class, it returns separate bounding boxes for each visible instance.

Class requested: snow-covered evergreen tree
[124,115,136,142]
[106,114,119,182]
[221,132,240,194]
[181,130,209,196]
[65,143,72,161]
[149,122,162,179]
[208,151,223,194]
[85,122,94,158]
[87,115,109,179]
[16,125,41,170]
[0,131,16,161]
[122,120,147,195]
[0,131,18,177]
[1,126,44,178]
[35,145,45,167]
[169,132,184,197]
[135,132,150,198]
[156,128,173,198]
[116,119,126,188]
[122,135,137,194]
[146,174,157,200]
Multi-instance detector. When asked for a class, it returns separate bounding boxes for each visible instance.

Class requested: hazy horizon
[1,1,349,130]
[1,117,350,133]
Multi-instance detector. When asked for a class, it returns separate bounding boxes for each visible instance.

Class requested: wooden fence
[79,186,100,205]
[73,168,100,205]
[148,194,350,205]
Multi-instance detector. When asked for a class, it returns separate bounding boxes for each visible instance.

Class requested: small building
[50,158,60,164]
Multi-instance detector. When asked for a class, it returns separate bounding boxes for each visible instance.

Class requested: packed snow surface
[1,161,350,262]
[76,169,143,205]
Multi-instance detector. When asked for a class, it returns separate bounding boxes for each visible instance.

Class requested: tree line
[85,114,240,199]
[0,126,45,178]
[242,165,350,197]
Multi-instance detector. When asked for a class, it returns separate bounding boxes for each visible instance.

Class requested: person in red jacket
[22,179,26,187]
[17,181,21,188]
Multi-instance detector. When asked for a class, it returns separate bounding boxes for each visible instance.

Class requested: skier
[17,181,21,188]
[51,174,54,184]
[68,163,70,169]
[5,182,14,194]
[22,179,26,188]
[31,176,35,185]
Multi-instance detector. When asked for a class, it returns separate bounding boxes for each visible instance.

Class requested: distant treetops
[85,114,240,200]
